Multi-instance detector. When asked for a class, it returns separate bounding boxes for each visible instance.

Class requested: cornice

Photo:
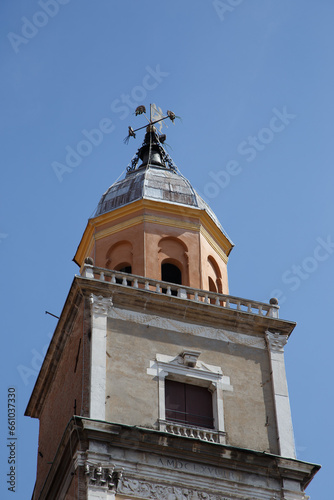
[75,276,296,337]
[40,416,320,499]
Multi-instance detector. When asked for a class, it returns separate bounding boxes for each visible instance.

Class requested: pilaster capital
[84,462,124,491]
[265,331,288,353]
[90,294,113,316]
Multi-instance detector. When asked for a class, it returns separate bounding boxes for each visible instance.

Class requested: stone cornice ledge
[78,418,320,491]
[35,416,320,499]
[76,275,296,336]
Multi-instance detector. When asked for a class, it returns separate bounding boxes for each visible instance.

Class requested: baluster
[247,302,252,312]
[156,284,161,293]
[258,305,263,316]
[133,279,138,288]
[194,292,199,301]
[100,272,105,281]
[237,301,241,310]
[166,286,172,296]
[215,296,220,306]
[122,277,127,286]
[204,294,209,304]
[111,274,116,284]
[189,428,194,438]
[145,281,150,290]
[225,299,230,308]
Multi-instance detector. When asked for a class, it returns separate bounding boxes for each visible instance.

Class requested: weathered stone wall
[105,309,278,454]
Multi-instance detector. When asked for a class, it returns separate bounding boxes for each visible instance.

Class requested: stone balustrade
[164,422,220,443]
[81,264,279,319]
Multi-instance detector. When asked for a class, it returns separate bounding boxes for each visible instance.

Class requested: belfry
[26,106,319,499]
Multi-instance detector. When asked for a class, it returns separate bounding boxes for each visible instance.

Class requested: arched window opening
[208,277,217,292]
[114,263,132,285]
[158,237,189,287]
[207,256,223,294]
[161,262,182,296]
[208,277,217,304]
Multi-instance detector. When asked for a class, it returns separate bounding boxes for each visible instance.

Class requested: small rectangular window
[165,379,213,429]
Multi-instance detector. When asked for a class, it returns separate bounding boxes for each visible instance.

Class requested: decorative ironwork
[125,104,179,173]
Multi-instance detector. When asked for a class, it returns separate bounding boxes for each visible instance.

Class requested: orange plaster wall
[90,225,145,277]
[144,225,199,287]
[83,203,230,292]
[199,233,229,294]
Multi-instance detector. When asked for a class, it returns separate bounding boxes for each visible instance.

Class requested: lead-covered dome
[94,127,232,244]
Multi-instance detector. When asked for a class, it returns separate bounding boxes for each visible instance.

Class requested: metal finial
[125,104,180,174]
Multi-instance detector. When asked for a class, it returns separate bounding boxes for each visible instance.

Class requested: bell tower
[74,120,233,295]
[26,106,319,500]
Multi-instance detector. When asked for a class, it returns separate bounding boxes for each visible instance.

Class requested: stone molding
[109,306,267,349]
[90,293,113,316]
[265,331,288,353]
[118,477,232,500]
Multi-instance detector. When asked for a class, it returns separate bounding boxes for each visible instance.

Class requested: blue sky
[1,1,333,497]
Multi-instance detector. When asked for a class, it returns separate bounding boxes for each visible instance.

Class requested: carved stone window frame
[147,353,233,444]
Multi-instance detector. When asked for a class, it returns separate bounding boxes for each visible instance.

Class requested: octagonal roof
[93,125,233,247]
[94,164,232,245]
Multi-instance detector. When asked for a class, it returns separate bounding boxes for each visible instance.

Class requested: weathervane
[124,104,178,143]
[125,104,180,174]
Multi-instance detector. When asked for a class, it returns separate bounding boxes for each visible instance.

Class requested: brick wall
[34,298,91,499]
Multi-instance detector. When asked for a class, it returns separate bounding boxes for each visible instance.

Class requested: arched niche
[105,240,133,271]
[158,237,189,286]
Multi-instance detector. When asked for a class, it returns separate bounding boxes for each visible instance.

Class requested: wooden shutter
[165,380,213,429]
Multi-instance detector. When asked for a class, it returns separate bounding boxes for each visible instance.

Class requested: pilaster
[90,294,113,420]
[266,331,296,459]
[85,464,116,500]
